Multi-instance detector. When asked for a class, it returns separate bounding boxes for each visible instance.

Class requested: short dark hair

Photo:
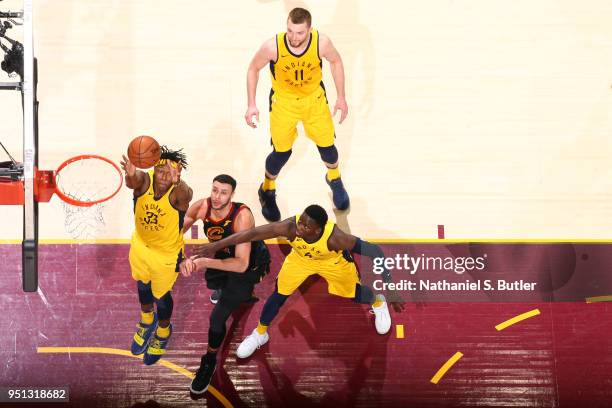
[213,174,237,191]
[288,7,312,27]
[159,145,188,169]
[304,204,327,228]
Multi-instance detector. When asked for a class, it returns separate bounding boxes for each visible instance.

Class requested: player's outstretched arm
[120,155,146,191]
[192,216,296,259]
[328,227,385,274]
[195,208,255,273]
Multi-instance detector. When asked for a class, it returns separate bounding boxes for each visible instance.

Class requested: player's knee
[353,284,375,305]
[155,291,174,320]
[137,281,154,305]
[317,145,339,166]
[265,149,292,176]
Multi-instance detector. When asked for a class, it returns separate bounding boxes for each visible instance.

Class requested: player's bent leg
[237,291,289,358]
[144,291,174,365]
[317,145,350,210]
[131,281,158,355]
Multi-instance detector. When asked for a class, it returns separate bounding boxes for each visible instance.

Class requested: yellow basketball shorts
[276,255,361,298]
[129,235,183,299]
[269,87,335,152]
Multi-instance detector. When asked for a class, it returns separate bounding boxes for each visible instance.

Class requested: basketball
[127,135,161,168]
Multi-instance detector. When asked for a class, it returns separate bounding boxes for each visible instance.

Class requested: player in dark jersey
[180,174,270,398]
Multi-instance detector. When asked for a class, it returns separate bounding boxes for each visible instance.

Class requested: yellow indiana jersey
[132,171,185,254]
[271,29,323,97]
[288,214,353,269]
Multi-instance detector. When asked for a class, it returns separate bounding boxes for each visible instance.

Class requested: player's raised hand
[245,105,260,128]
[333,97,348,124]
[120,155,136,177]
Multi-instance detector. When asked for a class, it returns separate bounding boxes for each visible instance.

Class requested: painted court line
[585,295,612,303]
[37,347,233,408]
[396,324,404,339]
[437,225,445,239]
[431,352,463,384]
[495,309,541,331]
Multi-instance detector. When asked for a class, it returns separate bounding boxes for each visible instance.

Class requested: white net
[62,200,106,239]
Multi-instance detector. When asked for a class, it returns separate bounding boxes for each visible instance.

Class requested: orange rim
[54,154,123,207]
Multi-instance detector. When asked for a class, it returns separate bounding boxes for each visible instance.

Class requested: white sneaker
[236,328,269,358]
[371,295,391,334]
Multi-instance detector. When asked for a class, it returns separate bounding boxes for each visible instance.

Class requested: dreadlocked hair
[159,145,188,169]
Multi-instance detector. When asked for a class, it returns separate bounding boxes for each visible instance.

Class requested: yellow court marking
[431,352,463,384]
[495,309,541,331]
[37,347,233,408]
[396,324,405,339]
[585,295,612,303]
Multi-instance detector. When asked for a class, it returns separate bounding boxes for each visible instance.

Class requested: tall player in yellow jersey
[193,205,394,359]
[120,147,192,365]
[245,8,350,221]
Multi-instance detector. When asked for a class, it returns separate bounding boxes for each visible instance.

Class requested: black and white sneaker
[190,356,217,398]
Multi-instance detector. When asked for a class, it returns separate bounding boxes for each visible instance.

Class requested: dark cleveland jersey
[202,198,247,260]
[202,199,270,288]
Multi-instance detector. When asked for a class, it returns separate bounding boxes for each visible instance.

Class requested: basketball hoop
[51,155,123,239]
[52,154,123,207]
[0,154,123,239]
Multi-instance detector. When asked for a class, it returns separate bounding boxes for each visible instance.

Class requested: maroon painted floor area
[0,244,611,407]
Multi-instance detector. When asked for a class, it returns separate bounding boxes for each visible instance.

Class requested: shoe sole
[189,365,216,395]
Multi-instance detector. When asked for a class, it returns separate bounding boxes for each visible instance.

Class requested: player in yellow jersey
[120,146,192,365]
[192,205,396,359]
[245,8,350,221]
